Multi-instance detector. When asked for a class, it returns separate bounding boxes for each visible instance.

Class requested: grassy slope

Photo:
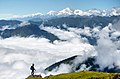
[26,71,120,79]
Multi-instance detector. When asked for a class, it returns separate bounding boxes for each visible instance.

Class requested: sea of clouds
[0,22,120,79]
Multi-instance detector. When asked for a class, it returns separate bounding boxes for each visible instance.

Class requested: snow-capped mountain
[57,8,73,15]
[11,13,44,21]
[47,7,120,16]
[10,7,120,21]
[110,7,120,16]
[12,13,43,19]
[47,10,58,16]
[47,8,73,16]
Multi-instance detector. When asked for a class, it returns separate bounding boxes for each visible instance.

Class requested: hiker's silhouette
[30,64,36,76]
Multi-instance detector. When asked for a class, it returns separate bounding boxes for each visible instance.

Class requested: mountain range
[0,14,120,44]
[9,7,120,21]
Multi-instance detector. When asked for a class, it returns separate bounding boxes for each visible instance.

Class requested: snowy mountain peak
[12,13,43,19]
[61,8,72,12]
[46,7,120,16]
[58,8,73,15]
[74,9,83,15]
[10,7,120,20]
[47,10,58,15]
[110,7,120,16]
[88,9,101,14]
[47,8,73,16]
[59,8,72,13]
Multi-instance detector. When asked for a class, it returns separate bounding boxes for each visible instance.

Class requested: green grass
[26,71,120,79]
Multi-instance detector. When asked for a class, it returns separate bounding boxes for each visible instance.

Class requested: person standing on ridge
[30,64,36,76]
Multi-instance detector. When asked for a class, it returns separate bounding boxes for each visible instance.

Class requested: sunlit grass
[26,71,119,79]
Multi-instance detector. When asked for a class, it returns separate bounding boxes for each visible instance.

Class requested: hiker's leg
[33,71,34,76]
[31,72,32,75]
[31,71,34,76]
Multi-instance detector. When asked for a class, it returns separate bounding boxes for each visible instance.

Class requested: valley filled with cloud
[0,22,120,79]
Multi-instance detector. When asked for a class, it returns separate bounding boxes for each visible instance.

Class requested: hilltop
[26,71,120,79]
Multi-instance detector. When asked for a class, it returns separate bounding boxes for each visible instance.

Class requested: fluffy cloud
[0,26,95,79]
[0,23,119,79]
[95,24,120,70]
[19,21,30,27]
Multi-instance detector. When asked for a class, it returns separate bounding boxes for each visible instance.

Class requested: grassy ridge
[26,71,120,79]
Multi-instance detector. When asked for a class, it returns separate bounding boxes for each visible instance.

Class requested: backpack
[30,66,34,70]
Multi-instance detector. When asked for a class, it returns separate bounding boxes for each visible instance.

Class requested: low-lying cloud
[0,28,94,79]
[0,23,120,79]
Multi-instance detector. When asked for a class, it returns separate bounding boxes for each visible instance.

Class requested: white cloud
[19,21,30,27]
[95,25,120,70]
[41,26,80,40]
[0,24,119,79]
[0,26,95,79]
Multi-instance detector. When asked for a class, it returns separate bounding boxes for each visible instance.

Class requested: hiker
[30,64,36,76]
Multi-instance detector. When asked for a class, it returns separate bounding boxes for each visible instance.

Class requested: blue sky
[0,0,120,19]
